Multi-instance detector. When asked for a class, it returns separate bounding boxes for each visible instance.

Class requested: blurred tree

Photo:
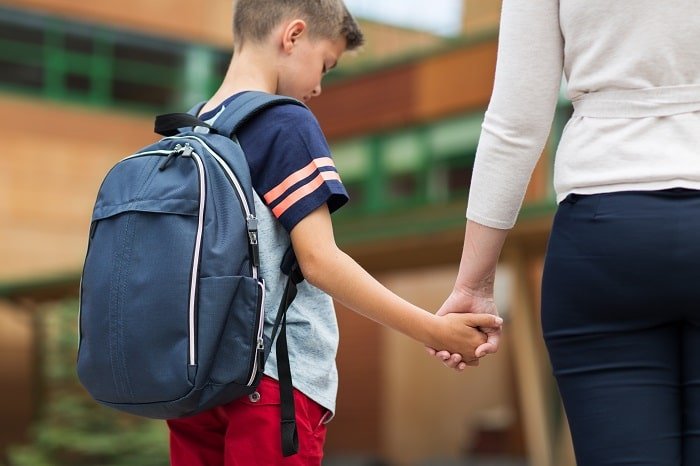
[7,301,169,466]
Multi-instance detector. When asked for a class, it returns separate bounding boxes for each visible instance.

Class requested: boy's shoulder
[238,97,329,148]
[201,92,321,133]
[255,99,322,132]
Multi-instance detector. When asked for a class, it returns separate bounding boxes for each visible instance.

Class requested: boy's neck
[201,46,278,114]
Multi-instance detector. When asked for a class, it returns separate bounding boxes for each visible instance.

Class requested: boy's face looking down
[275,20,346,103]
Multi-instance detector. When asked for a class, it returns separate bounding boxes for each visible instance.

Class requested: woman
[430,0,700,464]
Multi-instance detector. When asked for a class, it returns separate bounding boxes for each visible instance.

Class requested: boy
[166,1,503,465]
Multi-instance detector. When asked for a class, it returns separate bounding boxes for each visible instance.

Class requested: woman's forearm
[454,220,510,296]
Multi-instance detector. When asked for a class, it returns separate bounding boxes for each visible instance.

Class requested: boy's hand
[427,287,502,371]
[426,312,502,367]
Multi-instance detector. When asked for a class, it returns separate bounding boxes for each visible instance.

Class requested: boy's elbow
[295,245,339,290]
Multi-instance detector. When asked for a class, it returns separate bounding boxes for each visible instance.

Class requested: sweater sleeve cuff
[465,207,517,230]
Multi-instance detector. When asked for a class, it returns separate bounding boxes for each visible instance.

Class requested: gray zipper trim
[164,135,259,280]
[162,136,265,374]
[81,146,206,367]
[248,279,267,386]
[189,153,206,366]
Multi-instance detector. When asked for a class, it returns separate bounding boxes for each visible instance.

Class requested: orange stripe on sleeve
[320,170,341,183]
[263,157,337,205]
[271,170,343,218]
[313,157,335,169]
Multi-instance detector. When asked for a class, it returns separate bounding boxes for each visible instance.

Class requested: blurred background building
[0,1,575,465]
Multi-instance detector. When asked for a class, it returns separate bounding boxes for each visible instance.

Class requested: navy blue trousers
[542,189,700,466]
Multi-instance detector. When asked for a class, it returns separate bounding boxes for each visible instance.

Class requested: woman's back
[466,0,700,229]
[560,0,700,95]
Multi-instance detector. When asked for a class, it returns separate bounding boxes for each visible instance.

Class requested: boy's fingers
[436,350,451,361]
[425,346,437,356]
[443,353,463,369]
[475,342,496,358]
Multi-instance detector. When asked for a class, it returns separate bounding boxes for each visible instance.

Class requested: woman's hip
[541,188,700,335]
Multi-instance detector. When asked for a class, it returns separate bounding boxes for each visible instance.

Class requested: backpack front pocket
[79,207,200,404]
[196,275,265,387]
[78,152,205,405]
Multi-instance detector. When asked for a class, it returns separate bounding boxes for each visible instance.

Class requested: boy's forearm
[305,246,436,344]
[289,206,436,345]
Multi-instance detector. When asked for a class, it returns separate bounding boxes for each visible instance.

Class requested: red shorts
[167,376,329,466]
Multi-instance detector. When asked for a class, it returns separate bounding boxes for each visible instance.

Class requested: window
[0,6,229,111]
[0,14,44,91]
[64,32,93,54]
[0,60,43,90]
[0,19,43,45]
[380,131,425,206]
[429,157,473,202]
[387,172,419,200]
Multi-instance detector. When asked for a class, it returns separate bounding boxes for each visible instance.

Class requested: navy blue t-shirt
[199,93,348,231]
[200,94,345,412]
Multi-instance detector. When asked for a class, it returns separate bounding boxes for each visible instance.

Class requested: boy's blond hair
[233,0,364,50]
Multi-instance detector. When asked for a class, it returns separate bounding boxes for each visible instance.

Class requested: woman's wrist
[454,272,496,298]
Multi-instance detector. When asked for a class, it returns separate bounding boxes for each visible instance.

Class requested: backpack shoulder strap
[211,91,306,139]
[154,100,211,137]
[269,247,304,457]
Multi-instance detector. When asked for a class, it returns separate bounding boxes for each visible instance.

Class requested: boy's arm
[289,205,503,359]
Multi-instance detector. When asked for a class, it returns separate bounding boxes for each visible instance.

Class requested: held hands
[426,287,502,371]
[425,304,502,369]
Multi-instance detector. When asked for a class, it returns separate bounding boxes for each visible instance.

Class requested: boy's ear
[282,19,307,53]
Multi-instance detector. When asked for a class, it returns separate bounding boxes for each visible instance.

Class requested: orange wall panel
[415,41,497,120]
[523,149,551,204]
[313,39,498,141]
[462,0,502,35]
[0,304,34,454]
[4,0,234,47]
[310,66,417,141]
[326,301,383,454]
[0,95,155,282]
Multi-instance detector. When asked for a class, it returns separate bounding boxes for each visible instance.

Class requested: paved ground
[325,455,529,466]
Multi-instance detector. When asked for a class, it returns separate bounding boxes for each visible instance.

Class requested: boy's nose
[311,84,322,97]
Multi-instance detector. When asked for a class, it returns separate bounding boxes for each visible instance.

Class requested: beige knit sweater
[466,0,700,229]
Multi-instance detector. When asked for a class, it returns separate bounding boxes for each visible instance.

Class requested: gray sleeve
[466,0,564,229]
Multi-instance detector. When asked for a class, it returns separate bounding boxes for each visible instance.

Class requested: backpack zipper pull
[181,143,193,157]
[159,144,183,171]
[257,337,265,371]
[247,215,260,267]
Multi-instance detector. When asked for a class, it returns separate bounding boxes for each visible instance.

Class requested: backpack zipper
[117,145,204,367]
[188,151,206,367]
[248,279,267,386]
[164,135,259,280]
[161,136,266,380]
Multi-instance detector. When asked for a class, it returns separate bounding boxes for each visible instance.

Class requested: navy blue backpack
[78,92,304,456]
